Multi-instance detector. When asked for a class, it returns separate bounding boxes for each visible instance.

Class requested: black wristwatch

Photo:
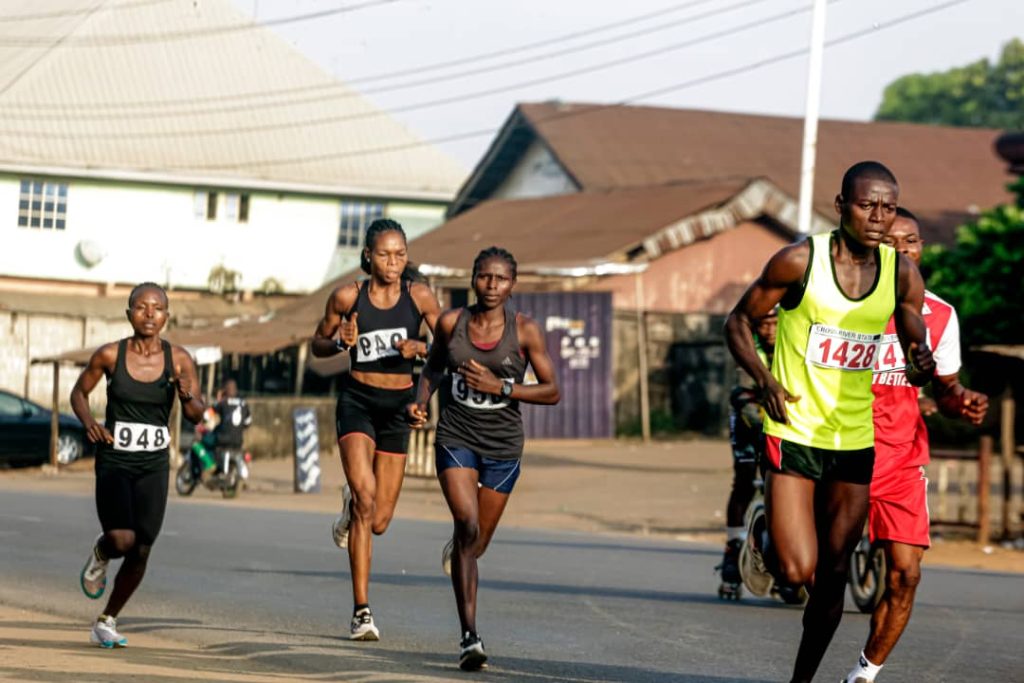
[499,379,514,398]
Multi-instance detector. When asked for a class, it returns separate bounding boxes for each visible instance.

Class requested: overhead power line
[0,0,768,113]
[0,0,173,23]
[170,0,970,171]
[0,0,819,134]
[0,0,405,45]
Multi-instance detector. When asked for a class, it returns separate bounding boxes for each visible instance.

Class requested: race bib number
[451,372,509,410]
[805,324,881,371]
[113,421,170,452]
[355,327,407,363]
[873,334,906,374]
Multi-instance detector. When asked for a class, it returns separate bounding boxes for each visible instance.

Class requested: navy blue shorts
[435,444,521,494]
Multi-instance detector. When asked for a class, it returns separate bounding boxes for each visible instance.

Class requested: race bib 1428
[451,372,509,410]
[805,324,881,371]
[354,327,407,363]
[113,421,170,452]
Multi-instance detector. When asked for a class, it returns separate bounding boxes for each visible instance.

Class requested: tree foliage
[875,39,1024,129]
[921,179,1024,347]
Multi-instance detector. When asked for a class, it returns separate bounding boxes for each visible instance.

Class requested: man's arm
[928,308,987,424]
[724,242,808,424]
[893,254,936,387]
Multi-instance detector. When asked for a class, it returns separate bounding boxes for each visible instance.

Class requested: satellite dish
[76,240,106,267]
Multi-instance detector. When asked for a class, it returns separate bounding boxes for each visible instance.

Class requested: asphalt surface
[0,489,1021,682]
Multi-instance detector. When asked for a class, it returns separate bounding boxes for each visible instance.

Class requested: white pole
[797,0,828,234]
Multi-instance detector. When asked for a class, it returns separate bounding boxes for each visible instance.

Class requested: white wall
[491,140,577,200]
[323,201,448,281]
[0,175,446,294]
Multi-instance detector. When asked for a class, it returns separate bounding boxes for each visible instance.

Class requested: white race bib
[355,327,407,363]
[872,333,906,374]
[805,324,881,371]
[113,421,170,452]
[450,372,509,410]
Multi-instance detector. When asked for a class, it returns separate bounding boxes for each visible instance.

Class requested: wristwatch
[499,378,514,398]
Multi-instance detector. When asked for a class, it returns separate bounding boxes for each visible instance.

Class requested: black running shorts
[95,461,170,545]
[765,435,874,485]
[335,374,414,455]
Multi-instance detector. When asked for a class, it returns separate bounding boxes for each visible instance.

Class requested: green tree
[921,179,1024,347]
[875,38,1024,129]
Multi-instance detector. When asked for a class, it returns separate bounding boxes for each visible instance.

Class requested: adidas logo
[501,356,514,366]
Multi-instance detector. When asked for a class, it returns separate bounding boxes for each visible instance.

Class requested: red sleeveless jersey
[871,291,960,462]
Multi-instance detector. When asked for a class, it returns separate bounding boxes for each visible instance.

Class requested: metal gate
[515,292,613,439]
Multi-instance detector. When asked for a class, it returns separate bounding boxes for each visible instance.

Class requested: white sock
[845,651,883,682]
[726,526,746,542]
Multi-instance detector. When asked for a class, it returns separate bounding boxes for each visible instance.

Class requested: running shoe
[719,538,743,584]
[90,615,127,648]
[841,678,872,683]
[79,534,108,600]
[738,502,774,597]
[349,607,380,641]
[441,537,454,577]
[332,484,352,550]
[459,631,487,671]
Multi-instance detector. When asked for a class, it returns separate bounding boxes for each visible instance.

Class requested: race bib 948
[451,372,509,410]
[355,327,407,363]
[805,324,881,371]
[113,421,170,452]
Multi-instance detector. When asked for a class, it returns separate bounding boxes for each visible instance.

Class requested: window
[239,194,250,222]
[206,192,218,220]
[193,191,207,219]
[18,179,67,230]
[224,193,251,222]
[339,200,384,247]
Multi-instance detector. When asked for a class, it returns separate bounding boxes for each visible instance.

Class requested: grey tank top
[435,306,527,460]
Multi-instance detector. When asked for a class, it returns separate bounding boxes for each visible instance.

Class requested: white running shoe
[80,534,109,600]
[441,537,454,577]
[349,607,380,641]
[332,485,352,549]
[90,615,127,648]
[459,631,487,671]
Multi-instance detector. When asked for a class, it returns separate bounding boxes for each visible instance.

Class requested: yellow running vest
[764,231,897,450]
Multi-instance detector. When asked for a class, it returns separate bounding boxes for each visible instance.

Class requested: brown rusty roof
[402,179,751,270]
[461,102,1013,244]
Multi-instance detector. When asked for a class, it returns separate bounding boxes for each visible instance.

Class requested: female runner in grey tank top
[408,247,560,671]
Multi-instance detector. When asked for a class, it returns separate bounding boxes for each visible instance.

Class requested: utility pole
[797,0,828,234]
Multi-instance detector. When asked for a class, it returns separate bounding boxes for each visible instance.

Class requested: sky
[235,0,1023,169]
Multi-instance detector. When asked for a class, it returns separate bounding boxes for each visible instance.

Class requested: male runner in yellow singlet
[725,161,935,683]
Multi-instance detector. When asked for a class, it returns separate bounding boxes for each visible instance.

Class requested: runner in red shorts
[842,207,988,683]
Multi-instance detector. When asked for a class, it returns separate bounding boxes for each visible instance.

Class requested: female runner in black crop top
[311,218,441,641]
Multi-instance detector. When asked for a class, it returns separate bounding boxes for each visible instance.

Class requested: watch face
[501,381,512,397]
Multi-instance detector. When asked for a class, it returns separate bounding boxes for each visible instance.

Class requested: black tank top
[347,281,422,375]
[99,338,176,472]
[435,306,527,460]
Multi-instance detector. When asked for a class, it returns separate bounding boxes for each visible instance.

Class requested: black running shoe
[720,538,742,584]
[459,631,487,671]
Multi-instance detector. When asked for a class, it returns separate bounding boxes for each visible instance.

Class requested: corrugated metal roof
[453,102,1014,243]
[0,0,465,200]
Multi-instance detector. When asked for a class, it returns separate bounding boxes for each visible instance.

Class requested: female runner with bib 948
[71,282,204,648]
[311,218,441,641]
[408,247,560,671]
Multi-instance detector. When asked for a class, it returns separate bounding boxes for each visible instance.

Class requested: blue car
[0,388,90,467]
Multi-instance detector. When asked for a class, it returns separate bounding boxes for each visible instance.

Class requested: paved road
[0,489,1021,682]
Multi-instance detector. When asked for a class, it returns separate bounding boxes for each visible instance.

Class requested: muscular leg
[99,531,152,618]
[765,471,818,585]
[340,434,377,607]
[472,486,511,559]
[863,541,924,664]
[439,468,483,635]
[791,480,870,683]
[371,453,407,536]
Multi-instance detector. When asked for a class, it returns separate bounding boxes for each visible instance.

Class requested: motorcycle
[175,436,250,499]
[848,531,887,613]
